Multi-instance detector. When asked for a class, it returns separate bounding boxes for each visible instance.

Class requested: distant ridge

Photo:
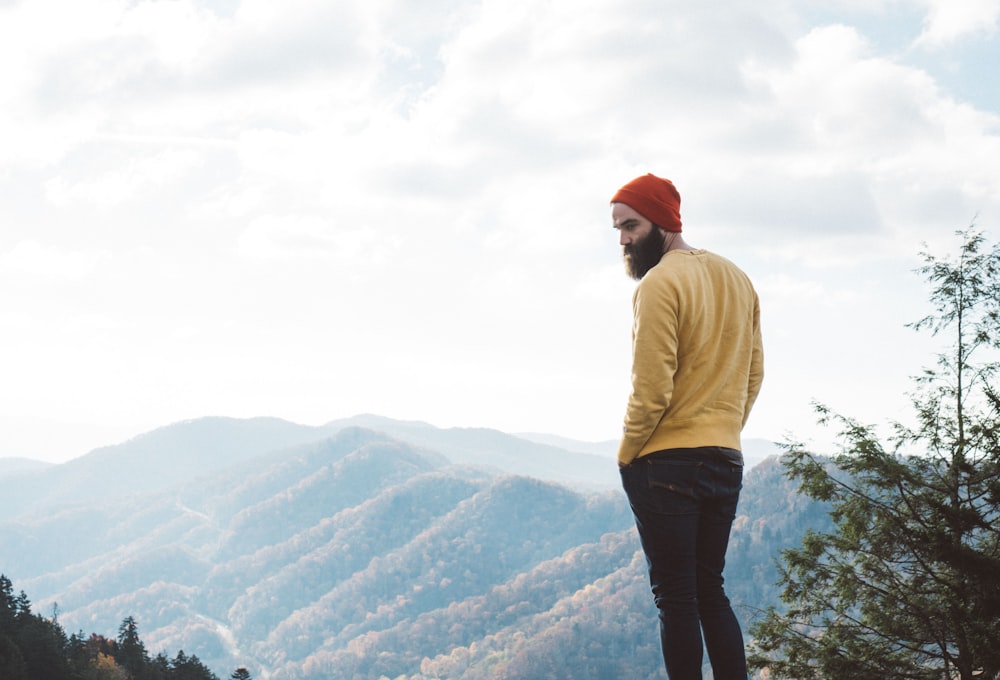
[0,414,627,520]
[0,416,325,519]
[0,456,52,479]
[322,414,616,490]
[513,432,617,457]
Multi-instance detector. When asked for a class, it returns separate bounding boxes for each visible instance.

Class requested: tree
[116,616,149,678]
[0,576,17,642]
[86,652,130,680]
[170,650,220,680]
[230,668,252,680]
[4,586,71,680]
[748,227,1000,679]
[0,634,28,680]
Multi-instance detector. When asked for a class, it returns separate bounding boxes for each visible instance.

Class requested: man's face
[613,202,665,281]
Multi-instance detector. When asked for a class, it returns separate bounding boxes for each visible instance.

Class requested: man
[612,173,763,680]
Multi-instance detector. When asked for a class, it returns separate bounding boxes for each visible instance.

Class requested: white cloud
[45,148,204,207]
[0,240,110,280]
[237,214,390,265]
[1,0,999,461]
[915,0,1000,46]
[693,23,1000,244]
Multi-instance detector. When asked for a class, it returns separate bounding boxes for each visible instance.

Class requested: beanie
[610,173,682,232]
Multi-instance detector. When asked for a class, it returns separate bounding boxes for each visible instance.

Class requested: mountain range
[0,415,808,679]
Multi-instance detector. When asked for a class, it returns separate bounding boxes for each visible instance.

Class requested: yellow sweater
[617,249,764,465]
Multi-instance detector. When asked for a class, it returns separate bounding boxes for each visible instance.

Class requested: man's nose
[619,230,631,247]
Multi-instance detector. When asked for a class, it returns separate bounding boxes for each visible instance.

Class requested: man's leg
[622,457,705,679]
[696,458,747,680]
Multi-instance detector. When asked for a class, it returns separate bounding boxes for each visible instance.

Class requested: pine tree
[0,633,28,680]
[5,586,71,680]
[170,649,220,680]
[0,575,17,638]
[116,616,149,678]
[748,227,1000,679]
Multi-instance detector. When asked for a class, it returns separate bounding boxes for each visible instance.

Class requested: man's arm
[742,294,764,426]
[617,280,678,465]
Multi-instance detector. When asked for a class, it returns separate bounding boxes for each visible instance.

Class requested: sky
[2,0,999,464]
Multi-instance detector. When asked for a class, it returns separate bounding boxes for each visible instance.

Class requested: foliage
[0,575,253,680]
[748,227,1000,679]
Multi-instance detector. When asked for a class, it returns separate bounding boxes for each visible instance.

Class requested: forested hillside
[0,418,817,679]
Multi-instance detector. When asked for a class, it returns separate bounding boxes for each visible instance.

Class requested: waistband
[639,446,743,467]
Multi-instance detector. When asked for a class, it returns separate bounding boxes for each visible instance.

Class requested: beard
[623,226,666,281]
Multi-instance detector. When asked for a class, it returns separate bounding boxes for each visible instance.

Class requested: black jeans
[620,448,748,680]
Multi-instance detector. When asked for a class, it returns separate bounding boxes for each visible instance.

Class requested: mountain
[0,415,625,521]
[0,416,818,679]
[322,414,616,490]
[512,432,618,456]
[0,456,52,479]
[741,437,785,469]
[0,417,323,519]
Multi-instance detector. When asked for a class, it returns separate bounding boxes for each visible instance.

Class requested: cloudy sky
[2,0,998,463]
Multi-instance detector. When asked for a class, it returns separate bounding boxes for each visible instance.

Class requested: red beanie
[611,173,682,232]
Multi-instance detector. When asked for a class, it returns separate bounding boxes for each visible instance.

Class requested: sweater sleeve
[617,278,678,465]
[742,293,764,426]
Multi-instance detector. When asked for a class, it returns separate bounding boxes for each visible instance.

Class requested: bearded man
[612,173,764,680]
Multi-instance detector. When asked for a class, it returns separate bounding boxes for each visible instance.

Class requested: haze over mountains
[0,415,803,679]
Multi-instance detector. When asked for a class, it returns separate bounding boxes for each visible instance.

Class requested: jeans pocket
[646,459,700,498]
[721,461,744,496]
